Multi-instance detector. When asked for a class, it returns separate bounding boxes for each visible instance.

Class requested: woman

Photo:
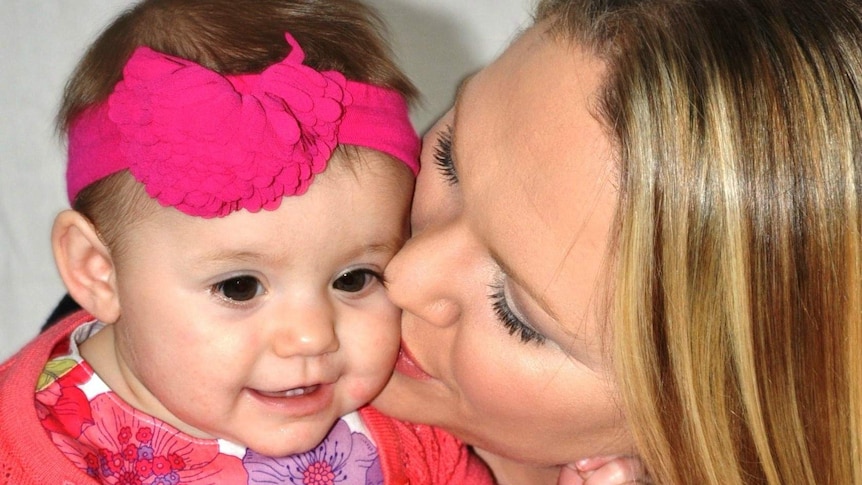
[374,0,862,483]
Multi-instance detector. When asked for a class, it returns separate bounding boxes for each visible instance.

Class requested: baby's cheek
[346,377,386,404]
[343,313,400,403]
[346,354,396,403]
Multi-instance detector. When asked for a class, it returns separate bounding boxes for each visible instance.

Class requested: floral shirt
[34,322,383,485]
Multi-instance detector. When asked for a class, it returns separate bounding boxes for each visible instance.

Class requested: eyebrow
[443,73,477,184]
[451,73,476,125]
[490,248,563,323]
[195,241,403,267]
[451,25,529,114]
[194,249,269,265]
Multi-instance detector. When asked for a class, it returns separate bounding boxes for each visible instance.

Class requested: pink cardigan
[0,310,493,485]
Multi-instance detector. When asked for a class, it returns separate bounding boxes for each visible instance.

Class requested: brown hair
[537,0,862,483]
[62,0,417,252]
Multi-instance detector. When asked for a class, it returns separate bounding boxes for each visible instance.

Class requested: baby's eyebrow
[196,241,403,266]
[193,249,272,266]
[348,241,404,259]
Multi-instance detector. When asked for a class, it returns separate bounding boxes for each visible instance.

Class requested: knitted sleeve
[0,310,99,485]
[360,406,494,485]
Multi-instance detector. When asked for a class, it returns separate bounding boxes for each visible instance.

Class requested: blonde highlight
[537,0,862,483]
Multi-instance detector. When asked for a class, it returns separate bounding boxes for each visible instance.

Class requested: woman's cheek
[454,329,525,413]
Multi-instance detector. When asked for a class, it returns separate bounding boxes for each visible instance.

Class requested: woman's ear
[51,210,120,324]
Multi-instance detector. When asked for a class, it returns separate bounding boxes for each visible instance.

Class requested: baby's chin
[191,415,334,459]
[238,429,330,458]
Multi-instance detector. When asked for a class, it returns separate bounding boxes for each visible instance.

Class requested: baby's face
[101,150,412,456]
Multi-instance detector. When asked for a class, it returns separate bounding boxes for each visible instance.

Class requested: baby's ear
[51,210,120,324]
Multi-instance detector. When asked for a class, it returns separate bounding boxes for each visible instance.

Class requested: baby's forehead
[118,167,410,264]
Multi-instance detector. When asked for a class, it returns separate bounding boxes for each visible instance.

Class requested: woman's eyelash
[433,124,459,185]
[489,281,546,345]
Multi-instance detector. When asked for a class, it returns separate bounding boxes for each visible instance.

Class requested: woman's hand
[557,455,648,484]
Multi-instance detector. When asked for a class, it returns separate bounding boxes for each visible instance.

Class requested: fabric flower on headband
[66,33,420,218]
[111,35,347,217]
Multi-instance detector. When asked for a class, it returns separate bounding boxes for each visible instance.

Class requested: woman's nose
[385,222,471,328]
[272,302,340,358]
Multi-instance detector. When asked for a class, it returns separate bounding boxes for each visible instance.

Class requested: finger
[580,456,649,485]
[574,455,621,474]
[557,464,586,485]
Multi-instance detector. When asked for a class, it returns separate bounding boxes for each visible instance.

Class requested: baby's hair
[62,0,417,252]
[59,0,416,131]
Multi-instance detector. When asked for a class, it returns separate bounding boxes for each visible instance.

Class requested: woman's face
[374,24,633,466]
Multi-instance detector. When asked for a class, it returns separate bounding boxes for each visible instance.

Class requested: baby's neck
[472,447,561,485]
[79,324,211,439]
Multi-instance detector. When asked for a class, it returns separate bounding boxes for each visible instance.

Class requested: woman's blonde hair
[537,0,862,483]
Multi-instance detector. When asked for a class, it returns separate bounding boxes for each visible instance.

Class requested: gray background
[0,0,533,360]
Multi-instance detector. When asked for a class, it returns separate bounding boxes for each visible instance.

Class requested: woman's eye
[433,124,458,185]
[489,282,546,345]
[212,276,264,303]
[333,269,381,293]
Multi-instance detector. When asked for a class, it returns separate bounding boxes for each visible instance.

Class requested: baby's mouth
[247,383,334,417]
[256,384,320,398]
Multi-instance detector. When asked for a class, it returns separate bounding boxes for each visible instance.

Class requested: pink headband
[67,33,420,217]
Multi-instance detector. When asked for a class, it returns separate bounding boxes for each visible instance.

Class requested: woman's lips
[394,342,433,381]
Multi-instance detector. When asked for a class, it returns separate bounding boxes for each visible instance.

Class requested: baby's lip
[247,383,335,417]
[254,370,338,394]
[255,384,321,398]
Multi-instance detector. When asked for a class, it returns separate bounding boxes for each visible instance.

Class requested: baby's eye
[332,269,381,293]
[212,275,264,302]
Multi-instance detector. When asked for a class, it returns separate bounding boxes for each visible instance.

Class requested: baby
[0,0,492,483]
